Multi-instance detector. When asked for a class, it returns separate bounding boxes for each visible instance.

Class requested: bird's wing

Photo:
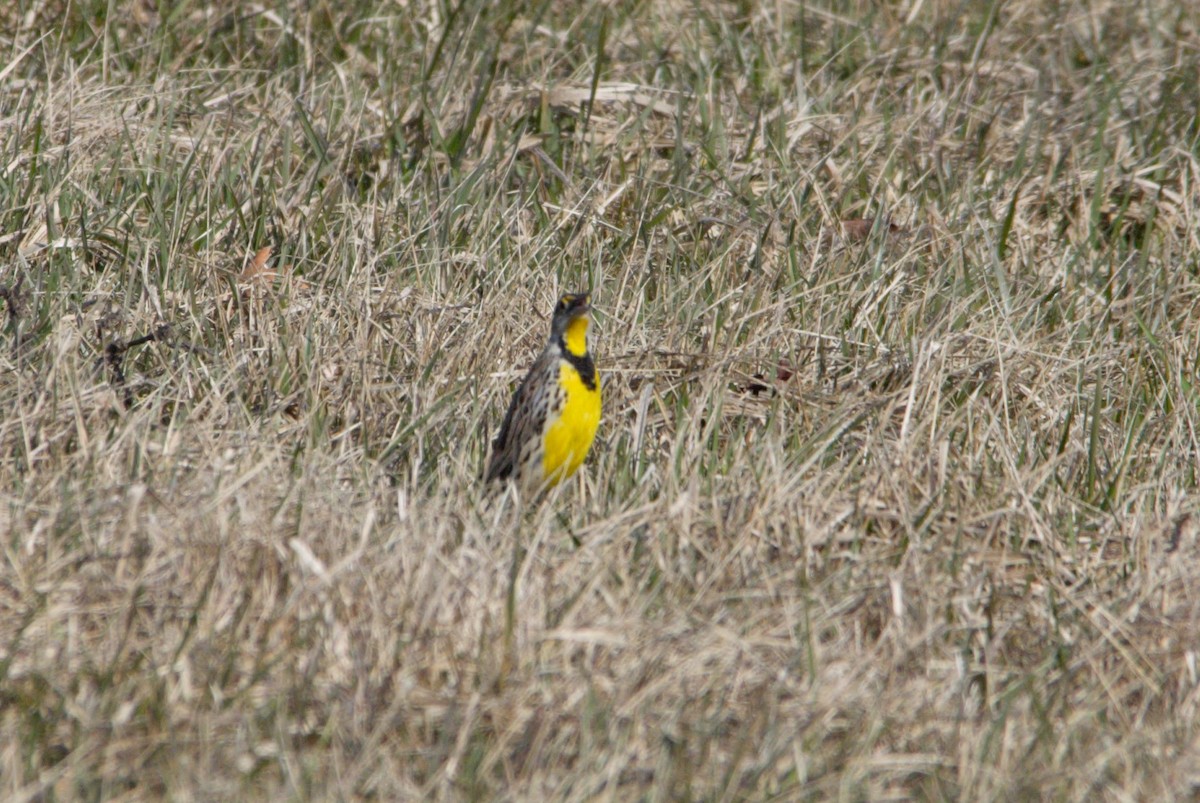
[485,351,552,482]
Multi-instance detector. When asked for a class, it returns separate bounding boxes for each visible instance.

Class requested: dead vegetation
[1,0,1199,799]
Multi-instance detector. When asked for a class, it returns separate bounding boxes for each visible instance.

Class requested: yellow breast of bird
[541,361,601,486]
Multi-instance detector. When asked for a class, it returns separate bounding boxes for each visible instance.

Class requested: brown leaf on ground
[840,217,903,241]
[239,246,276,284]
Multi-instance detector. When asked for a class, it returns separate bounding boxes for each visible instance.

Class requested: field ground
[3,0,1200,799]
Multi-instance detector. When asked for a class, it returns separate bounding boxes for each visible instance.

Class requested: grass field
[3,0,1200,799]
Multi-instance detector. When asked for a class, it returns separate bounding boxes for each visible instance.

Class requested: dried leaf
[239,246,275,283]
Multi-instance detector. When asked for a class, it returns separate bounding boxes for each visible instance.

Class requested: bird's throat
[563,315,589,357]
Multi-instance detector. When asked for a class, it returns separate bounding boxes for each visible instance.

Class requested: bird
[485,292,601,492]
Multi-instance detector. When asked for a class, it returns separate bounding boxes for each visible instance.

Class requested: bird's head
[551,292,592,356]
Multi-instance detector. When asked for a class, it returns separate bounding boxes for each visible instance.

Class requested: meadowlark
[486,292,601,491]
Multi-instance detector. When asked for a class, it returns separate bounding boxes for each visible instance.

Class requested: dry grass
[2,0,1200,799]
